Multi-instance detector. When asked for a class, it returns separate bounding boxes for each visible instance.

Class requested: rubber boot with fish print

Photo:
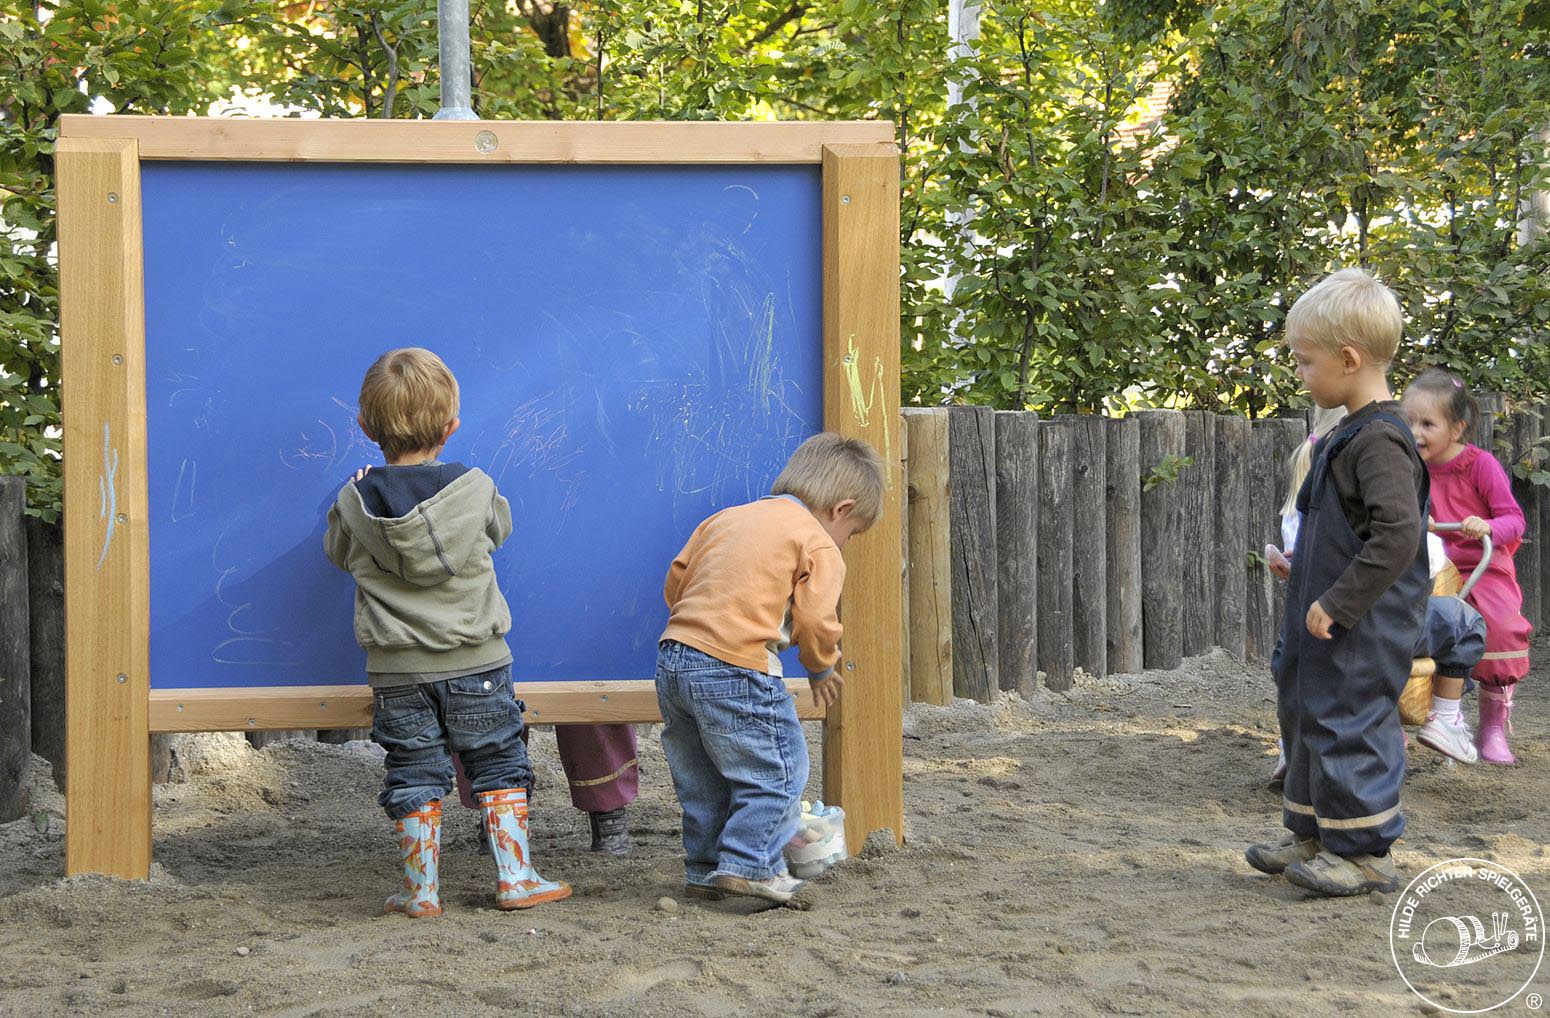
[385,800,443,918]
[478,788,572,910]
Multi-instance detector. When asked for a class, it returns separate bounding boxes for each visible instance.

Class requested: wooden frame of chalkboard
[55,115,903,880]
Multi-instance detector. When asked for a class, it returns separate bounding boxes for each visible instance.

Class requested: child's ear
[1339,344,1365,373]
[442,418,460,444]
[830,498,857,521]
[357,414,375,442]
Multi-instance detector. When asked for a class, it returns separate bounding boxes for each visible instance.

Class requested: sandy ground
[2,644,1548,1017]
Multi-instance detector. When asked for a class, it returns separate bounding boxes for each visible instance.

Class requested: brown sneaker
[1245,834,1321,875]
[684,883,724,901]
[1284,849,1399,897]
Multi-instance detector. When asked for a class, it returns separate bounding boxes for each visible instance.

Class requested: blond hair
[358,348,460,460]
[1285,267,1404,365]
[1280,406,1348,516]
[772,433,886,530]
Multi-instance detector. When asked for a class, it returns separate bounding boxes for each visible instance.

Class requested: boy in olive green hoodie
[325,347,569,916]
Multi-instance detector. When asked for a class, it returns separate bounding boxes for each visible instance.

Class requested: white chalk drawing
[97,422,119,569]
[171,458,198,522]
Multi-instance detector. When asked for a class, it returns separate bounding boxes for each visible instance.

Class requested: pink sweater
[1426,444,1524,572]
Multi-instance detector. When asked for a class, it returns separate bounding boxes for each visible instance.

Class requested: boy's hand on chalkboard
[351,466,372,483]
[811,673,843,708]
[1305,600,1334,640]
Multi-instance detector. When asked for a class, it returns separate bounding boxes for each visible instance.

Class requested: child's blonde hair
[358,348,460,460]
[1285,267,1404,366]
[1280,406,1349,516]
[772,433,886,531]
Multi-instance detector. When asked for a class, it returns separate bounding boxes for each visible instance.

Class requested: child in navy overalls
[1245,269,1429,897]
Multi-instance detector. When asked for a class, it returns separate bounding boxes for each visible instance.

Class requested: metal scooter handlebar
[1430,522,1493,601]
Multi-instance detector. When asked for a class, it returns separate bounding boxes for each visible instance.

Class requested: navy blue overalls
[1274,408,1429,857]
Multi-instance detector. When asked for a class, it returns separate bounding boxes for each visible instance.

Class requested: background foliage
[2,0,1548,517]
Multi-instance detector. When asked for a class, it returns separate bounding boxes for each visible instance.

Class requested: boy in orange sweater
[657,433,885,903]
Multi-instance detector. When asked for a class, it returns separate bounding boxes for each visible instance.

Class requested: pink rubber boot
[1477,685,1518,766]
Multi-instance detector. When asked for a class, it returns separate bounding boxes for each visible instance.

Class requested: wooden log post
[1268,418,1308,652]
[1475,392,1505,454]
[948,405,997,701]
[1245,421,1277,661]
[0,478,30,822]
[1539,401,1550,638]
[1070,415,1107,679]
[1105,417,1143,674]
[899,416,910,704]
[1510,410,1542,633]
[1137,410,1185,670]
[902,408,953,706]
[24,517,64,787]
[1180,412,1216,657]
[994,411,1039,696]
[1213,415,1250,658]
[1038,417,1075,690]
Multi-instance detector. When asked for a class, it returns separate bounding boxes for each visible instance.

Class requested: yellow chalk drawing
[843,334,894,484]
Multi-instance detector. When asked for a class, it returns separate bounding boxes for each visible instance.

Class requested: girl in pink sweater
[1402,369,1532,765]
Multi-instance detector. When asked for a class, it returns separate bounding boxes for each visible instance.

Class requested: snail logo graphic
[1391,859,1544,1013]
[1413,913,1520,968]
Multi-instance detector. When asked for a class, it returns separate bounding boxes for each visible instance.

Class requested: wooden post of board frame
[821,144,905,848]
[56,137,153,879]
[56,117,906,877]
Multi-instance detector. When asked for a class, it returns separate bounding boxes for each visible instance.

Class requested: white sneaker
[1417,714,1480,764]
[712,872,807,903]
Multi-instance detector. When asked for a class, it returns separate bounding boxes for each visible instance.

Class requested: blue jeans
[654,641,809,883]
[372,664,532,820]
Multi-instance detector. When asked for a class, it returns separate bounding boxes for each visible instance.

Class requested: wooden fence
[902,401,1550,705]
[1,398,1546,817]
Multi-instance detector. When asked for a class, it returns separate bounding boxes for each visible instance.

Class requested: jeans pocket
[688,675,754,736]
[447,669,515,736]
[373,685,435,742]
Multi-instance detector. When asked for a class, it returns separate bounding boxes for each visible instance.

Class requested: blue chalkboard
[141,163,823,689]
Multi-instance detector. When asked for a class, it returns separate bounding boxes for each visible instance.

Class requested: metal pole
[433,0,478,120]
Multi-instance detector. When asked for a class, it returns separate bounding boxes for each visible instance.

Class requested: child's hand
[1305,600,1334,640]
[351,465,372,483]
[1266,544,1291,581]
[810,673,843,708]
[1461,515,1491,541]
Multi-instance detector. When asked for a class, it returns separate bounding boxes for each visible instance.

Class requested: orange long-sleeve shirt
[661,495,844,679]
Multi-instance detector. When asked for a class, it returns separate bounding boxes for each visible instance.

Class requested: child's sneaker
[712,872,806,904]
[684,882,724,901]
[784,801,847,879]
[1245,833,1321,875]
[1284,849,1399,897]
[1417,713,1480,764]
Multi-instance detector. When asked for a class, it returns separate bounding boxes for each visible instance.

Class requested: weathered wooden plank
[1247,421,1278,661]
[1180,412,1216,657]
[1038,417,1075,690]
[1105,417,1143,674]
[0,479,30,822]
[1138,411,1185,670]
[1213,415,1250,658]
[1070,415,1107,679]
[948,406,998,701]
[23,517,63,787]
[1509,410,1541,632]
[994,411,1039,696]
[903,408,953,706]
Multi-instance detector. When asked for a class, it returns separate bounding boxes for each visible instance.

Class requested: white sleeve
[1280,512,1300,554]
